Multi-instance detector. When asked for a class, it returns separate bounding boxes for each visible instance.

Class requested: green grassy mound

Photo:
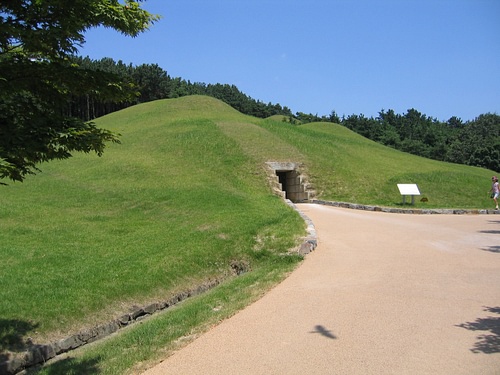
[0,95,496,374]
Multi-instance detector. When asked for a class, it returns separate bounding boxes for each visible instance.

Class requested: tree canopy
[64,55,295,121]
[0,0,159,182]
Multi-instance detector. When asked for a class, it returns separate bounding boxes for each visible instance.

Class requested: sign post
[397,184,420,205]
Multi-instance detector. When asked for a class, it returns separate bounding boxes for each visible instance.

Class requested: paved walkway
[143,204,500,375]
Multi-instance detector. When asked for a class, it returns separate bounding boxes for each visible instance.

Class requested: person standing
[490,176,499,210]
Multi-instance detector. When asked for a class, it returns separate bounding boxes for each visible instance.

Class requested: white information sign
[397,184,420,195]
[397,184,420,205]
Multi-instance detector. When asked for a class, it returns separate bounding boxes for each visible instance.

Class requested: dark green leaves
[0,1,159,182]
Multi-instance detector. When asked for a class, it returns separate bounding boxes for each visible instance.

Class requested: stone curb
[285,199,318,255]
[312,199,500,215]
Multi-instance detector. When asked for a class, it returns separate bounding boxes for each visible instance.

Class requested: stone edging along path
[3,199,497,374]
[312,199,500,215]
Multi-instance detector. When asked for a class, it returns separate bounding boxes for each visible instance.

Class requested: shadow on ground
[481,245,500,253]
[457,306,500,354]
[479,220,499,253]
[1,319,102,374]
[0,319,39,361]
[310,325,337,340]
[24,357,101,375]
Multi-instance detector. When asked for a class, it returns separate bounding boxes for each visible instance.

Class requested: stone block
[58,335,80,352]
[144,303,159,315]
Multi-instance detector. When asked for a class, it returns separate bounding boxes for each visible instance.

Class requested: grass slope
[257,119,495,208]
[0,95,496,373]
[0,96,304,340]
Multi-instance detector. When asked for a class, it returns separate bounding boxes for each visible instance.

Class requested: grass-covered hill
[0,95,496,374]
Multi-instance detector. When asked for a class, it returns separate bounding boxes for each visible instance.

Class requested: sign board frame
[397,184,420,205]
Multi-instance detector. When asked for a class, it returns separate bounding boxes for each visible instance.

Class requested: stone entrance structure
[266,162,314,203]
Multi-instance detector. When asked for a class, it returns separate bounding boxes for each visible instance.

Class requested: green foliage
[341,109,500,172]
[64,57,295,121]
[0,0,160,182]
[132,63,171,103]
[446,113,500,171]
[0,0,159,58]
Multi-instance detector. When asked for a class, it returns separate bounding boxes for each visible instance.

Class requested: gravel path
[142,204,500,375]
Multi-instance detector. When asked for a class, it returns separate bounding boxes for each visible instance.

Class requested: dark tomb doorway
[276,171,289,199]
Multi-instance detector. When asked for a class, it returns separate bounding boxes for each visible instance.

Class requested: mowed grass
[0,96,305,343]
[0,95,497,374]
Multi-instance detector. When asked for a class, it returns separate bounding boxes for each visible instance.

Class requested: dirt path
[142,204,500,375]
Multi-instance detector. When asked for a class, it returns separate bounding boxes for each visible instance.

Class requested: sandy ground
[142,204,500,375]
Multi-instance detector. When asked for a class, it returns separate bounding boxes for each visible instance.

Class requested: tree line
[288,109,499,172]
[67,56,293,121]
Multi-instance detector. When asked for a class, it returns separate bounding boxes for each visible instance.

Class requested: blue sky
[80,0,500,122]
